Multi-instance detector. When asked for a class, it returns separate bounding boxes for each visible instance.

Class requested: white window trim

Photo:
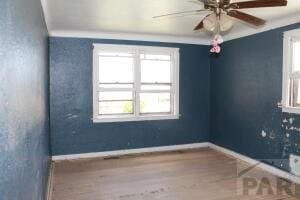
[92,44,180,123]
[282,28,300,114]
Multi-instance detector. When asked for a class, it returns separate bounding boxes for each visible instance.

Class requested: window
[93,44,180,122]
[282,29,300,114]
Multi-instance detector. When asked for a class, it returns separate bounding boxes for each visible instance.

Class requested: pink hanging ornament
[210,34,223,54]
[210,45,221,53]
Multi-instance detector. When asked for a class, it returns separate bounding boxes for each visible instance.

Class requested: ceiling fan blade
[227,10,266,26]
[194,20,204,30]
[153,9,208,18]
[193,14,211,30]
[198,0,217,8]
[229,0,287,9]
[221,0,231,5]
[199,0,216,3]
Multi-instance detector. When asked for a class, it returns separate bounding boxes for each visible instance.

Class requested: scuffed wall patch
[290,154,300,176]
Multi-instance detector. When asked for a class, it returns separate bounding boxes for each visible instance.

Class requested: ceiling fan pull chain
[210,18,223,54]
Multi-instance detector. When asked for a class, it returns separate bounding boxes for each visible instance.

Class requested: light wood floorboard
[51,148,299,200]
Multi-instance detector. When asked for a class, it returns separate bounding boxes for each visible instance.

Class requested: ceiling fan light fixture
[219,14,233,32]
[203,13,233,33]
[203,14,217,32]
[153,0,288,54]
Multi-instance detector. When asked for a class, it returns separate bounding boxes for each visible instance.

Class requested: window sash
[288,39,300,108]
[93,44,179,120]
[290,72,300,79]
[97,91,174,117]
[98,101,134,115]
[289,78,300,107]
[282,29,300,112]
[289,37,300,74]
[139,92,173,115]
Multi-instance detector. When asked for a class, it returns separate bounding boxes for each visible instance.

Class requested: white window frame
[282,28,300,114]
[92,44,180,123]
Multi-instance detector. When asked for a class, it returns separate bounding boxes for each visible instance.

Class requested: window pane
[141,84,171,90]
[140,93,171,114]
[293,42,300,71]
[291,78,300,106]
[99,92,132,101]
[141,60,171,83]
[99,55,134,83]
[99,101,133,115]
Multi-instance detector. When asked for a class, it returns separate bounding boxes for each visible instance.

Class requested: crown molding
[49,30,211,45]
[40,0,51,32]
[224,13,300,42]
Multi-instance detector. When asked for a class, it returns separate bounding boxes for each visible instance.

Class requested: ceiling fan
[153,0,288,53]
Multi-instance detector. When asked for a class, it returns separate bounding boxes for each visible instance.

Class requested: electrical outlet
[290,154,300,176]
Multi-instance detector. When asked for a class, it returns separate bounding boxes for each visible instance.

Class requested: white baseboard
[52,142,210,161]
[209,143,300,184]
[46,162,54,200]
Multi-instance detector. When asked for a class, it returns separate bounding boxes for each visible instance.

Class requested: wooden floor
[51,148,298,200]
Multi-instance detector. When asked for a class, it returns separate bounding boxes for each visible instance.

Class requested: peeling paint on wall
[261,130,267,137]
[66,113,79,120]
[290,154,300,176]
[256,102,300,172]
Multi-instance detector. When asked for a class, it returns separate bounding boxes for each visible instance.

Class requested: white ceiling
[42,0,300,44]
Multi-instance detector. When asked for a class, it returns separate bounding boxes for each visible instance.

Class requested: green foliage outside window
[123,101,146,113]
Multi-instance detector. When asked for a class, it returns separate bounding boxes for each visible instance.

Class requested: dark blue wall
[210,23,300,172]
[0,0,50,199]
[50,37,210,155]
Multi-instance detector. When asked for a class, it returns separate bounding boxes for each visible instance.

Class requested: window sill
[282,106,300,114]
[92,114,180,123]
